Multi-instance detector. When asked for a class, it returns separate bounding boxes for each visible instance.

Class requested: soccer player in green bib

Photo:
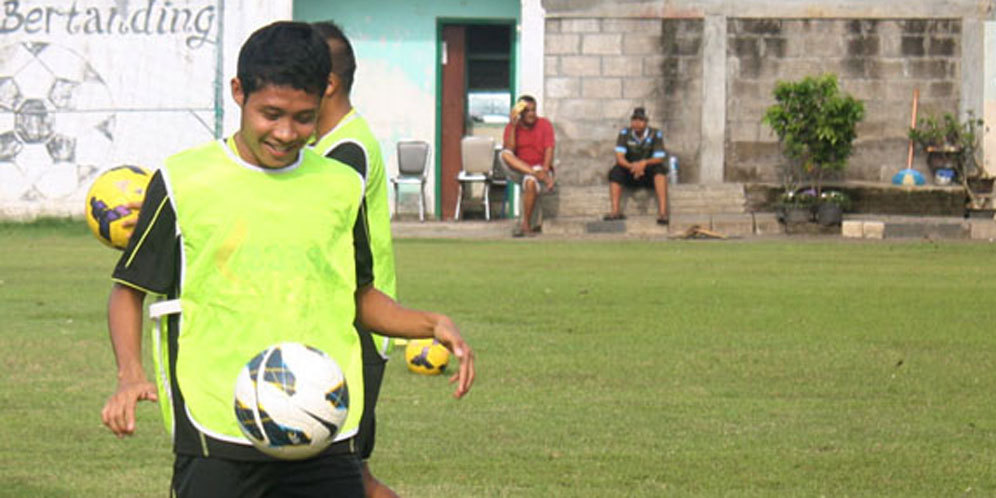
[100,21,475,498]
[310,21,399,498]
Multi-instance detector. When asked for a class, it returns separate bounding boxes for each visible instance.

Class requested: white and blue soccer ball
[233,342,349,460]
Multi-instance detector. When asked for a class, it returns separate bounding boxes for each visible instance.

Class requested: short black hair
[312,21,357,94]
[518,95,537,105]
[237,21,331,99]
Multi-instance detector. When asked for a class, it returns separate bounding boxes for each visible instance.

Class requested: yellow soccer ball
[84,165,151,249]
[404,339,450,376]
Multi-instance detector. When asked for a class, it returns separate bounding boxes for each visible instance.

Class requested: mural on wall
[0,0,219,218]
[0,42,114,202]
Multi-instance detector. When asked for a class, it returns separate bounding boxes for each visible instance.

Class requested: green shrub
[763,74,865,198]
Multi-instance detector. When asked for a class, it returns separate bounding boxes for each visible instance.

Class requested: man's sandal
[602,213,626,221]
[512,226,537,238]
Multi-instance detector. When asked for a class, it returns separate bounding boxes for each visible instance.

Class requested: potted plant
[908,111,989,210]
[775,188,817,223]
[763,74,865,224]
[815,190,851,226]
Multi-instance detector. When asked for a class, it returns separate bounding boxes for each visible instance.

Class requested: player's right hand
[430,316,476,399]
[120,201,142,239]
[102,379,158,437]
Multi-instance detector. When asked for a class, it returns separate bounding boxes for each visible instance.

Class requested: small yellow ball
[404,339,450,376]
[84,165,151,249]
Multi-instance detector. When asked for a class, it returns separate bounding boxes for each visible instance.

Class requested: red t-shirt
[504,117,555,171]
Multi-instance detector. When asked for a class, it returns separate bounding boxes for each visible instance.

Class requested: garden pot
[816,202,843,226]
[783,205,814,224]
[926,146,962,179]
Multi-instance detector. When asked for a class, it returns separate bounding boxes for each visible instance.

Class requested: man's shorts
[171,452,364,498]
[356,324,387,460]
[608,162,666,188]
[500,154,554,194]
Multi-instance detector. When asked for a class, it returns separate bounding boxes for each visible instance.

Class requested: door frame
[434,17,518,219]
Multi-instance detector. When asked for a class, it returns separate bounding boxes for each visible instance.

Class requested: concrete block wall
[544,18,703,187]
[727,19,963,184]
[543,12,969,196]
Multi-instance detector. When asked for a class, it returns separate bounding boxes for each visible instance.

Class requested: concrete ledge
[669,214,712,235]
[971,220,996,240]
[585,219,626,234]
[746,182,966,216]
[711,213,755,237]
[391,219,514,239]
[389,214,992,241]
[842,220,864,238]
[540,183,747,218]
[841,215,970,239]
[753,212,785,235]
[863,221,885,239]
[884,221,969,239]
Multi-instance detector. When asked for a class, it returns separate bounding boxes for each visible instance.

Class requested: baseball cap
[631,107,648,120]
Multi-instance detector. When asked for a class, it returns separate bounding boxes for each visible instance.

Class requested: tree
[763,74,865,198]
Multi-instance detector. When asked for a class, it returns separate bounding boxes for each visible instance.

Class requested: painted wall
[294,0,519,217]
[0,0,289,219]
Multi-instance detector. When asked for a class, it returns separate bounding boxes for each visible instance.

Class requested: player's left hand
[431,316,475,399]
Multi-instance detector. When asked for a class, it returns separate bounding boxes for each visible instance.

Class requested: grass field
[1,220,995,497]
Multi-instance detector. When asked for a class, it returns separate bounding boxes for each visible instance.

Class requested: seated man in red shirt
[500,95,555,237]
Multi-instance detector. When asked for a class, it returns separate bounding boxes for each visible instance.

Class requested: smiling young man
[100,21,474,498]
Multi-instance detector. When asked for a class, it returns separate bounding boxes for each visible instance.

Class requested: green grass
[1,221,995,496]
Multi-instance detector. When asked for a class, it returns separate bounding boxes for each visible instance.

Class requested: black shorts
[171,452,364,498]
[608,163,666,188]
[356,323,387,460]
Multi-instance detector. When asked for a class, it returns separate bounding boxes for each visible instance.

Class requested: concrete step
[543,212,783,238]
[542,183,747,218]
[388,214,996,241]
[839,215,973,239]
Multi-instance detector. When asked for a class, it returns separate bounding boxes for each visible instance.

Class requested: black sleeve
[112,170,179,296]
[326,142,368,180]
[352,200,374,288]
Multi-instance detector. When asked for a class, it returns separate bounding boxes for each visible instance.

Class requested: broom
[894,88,924,185]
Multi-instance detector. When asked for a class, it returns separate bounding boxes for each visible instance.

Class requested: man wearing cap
[604,107,669,225]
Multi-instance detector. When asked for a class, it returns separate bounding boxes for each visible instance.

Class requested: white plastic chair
[455,136,496,220]
[390,140,430,222]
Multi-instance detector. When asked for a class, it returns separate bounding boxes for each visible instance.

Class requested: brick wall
[727,19,962,184]
[544,18,703,186]
[544,16,963,188]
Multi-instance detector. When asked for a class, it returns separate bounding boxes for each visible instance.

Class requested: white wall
[0,0,290,219]
[986,21,996,175]
[219,0,293,136]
